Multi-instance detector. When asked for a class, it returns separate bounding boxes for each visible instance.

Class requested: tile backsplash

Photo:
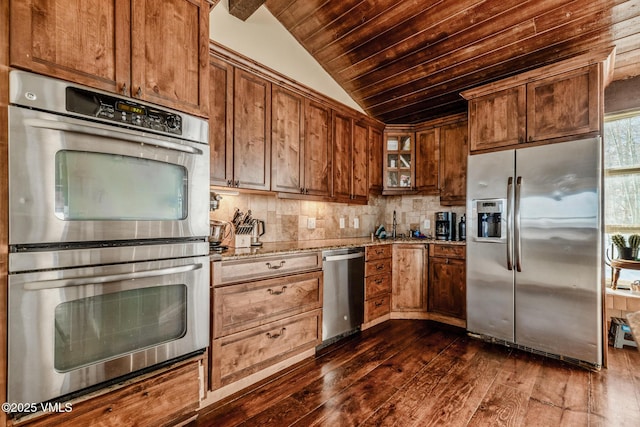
[210,192,466,243]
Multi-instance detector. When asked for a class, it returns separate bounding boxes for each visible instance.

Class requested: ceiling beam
[228,0,266,21]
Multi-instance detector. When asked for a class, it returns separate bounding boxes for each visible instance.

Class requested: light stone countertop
[212,237,465,261]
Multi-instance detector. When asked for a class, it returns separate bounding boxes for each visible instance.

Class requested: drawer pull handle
[267,286,287,295]
[266,327,286,339]
[375,301,384,307]
[376,264,385,270]
[375,249,385,255]
[375,278,383,284]
[266,261,286,270]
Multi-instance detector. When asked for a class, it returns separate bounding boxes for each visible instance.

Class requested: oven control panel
[65,87,182,136]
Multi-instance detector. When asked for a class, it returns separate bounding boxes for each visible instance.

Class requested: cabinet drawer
[365,258,392,277]
[365,294,390,322]
[217,251,322,285]
[211,310,321,388]
[213,271,323,338]
[365,272,391,299]
[365,244,392,261]
[430,244,465,259]
[22,361,200,427]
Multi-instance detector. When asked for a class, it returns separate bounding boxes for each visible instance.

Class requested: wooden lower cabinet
[212,271,322,337]
[210,310,321,389]
[363,245,392,325]
[15,360,201,427]
[428,244,466,320]
[392,244,428,313]
[210,253,323,394]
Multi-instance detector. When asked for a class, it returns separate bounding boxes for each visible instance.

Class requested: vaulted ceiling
[259,0,640,124]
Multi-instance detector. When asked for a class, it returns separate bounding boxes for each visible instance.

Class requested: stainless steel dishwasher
[321,247,365,345]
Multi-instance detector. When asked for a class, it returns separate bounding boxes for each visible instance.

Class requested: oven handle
[25,118,204,155]
[23,263,203,291]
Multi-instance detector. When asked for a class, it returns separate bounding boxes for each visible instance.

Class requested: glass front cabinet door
[384,131,415,193]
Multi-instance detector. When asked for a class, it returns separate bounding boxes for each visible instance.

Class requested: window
[604,111,640,286]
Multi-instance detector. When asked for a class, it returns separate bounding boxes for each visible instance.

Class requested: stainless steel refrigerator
[466,137,603,366]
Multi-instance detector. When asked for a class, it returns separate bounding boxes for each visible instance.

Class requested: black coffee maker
[435,212,456,241]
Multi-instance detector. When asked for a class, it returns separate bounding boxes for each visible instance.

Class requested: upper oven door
[9,106,210,246]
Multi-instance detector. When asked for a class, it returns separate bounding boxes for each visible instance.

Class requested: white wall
[209,0,364,113]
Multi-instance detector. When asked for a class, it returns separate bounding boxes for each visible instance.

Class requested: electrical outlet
[423,219,431,229]
[353,217,359,229]
[339,217,345,229]
[307,217,316,229]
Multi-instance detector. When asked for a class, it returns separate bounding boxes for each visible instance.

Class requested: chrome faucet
[392,210,397,239]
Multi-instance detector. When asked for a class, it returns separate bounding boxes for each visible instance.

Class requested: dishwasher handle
[323,252,365,262]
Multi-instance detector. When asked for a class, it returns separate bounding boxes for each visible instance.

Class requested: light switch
[307,217,316,229]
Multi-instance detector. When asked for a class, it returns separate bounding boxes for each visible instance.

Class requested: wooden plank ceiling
[263,0,640,124]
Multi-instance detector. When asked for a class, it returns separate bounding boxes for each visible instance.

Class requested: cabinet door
[415,128,439,194]
[10,0,130,95]
[368,126,383,193]
[209,56,234,187]
[131,0,209,116]
[468,86,526,152]
[233,68,271,190]
[527,65,600,142]
[429,257,466,319]
[272,86,305,194]
[383,132,415,193]
[332,111,353,200]
[352,121,369,202]
[439,121,468,205]
[392,245,427,312]
[304,100,332,197]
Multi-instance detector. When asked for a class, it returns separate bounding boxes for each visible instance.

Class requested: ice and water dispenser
[473,199,505,241]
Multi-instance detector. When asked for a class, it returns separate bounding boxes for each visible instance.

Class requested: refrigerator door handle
[506,177,514,270]
[515,176,523,272]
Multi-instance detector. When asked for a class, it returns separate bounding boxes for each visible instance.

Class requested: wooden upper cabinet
[271,85,305,194]
[303,100,332,197]
[10,0,130,94]
[352,121,369,202]
[392,244,428,312]
[11,0,209,117]
[383,130,415,194]
[462,49,613,152]
[439,120,468,206]
[209,56,234,187]
[415,128,439,194]
[527,65,600,142]
[130,0,209,116]
[332,111,353,201]
[368,126,384,193]
[468,86,526,152]
[233,68,271,191]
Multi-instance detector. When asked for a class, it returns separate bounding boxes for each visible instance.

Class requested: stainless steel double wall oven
[7,71,210,406]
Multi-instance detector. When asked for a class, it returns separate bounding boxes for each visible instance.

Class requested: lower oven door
[7,255,209,405]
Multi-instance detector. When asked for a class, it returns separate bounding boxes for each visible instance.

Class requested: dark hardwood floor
[194,320,640,426]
